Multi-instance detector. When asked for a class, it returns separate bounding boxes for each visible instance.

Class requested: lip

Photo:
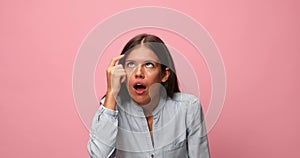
[134,88,146,95]
[132,81,147,95]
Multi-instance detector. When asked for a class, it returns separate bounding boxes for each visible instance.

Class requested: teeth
[134,83,146,89]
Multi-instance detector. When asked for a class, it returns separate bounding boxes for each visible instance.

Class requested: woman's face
[124,45,169,106]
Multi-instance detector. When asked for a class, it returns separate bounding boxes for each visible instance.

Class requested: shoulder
[168,92,201,111]
[166,92,203,125]
[171,92,200,104]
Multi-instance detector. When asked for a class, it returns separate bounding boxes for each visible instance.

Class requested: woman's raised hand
[104,55,126,110]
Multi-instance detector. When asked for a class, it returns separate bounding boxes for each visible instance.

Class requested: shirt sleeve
[87,101,118,158]
[187,99,210,158]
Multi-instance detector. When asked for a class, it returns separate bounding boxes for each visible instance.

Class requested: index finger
[109,54,125,67]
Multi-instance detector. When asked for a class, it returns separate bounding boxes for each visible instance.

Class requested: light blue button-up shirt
[88,93,210,158]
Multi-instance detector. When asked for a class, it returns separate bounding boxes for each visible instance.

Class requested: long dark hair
[117,33,180,102]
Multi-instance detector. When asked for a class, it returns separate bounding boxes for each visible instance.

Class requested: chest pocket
[163,137,188,158]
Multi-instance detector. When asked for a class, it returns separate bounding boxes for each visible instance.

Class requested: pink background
[1,0,299,157]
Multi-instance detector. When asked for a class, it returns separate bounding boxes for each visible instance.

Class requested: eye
[145,62,154,68]
[126,62,135,68]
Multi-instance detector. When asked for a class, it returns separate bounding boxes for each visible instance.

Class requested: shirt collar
[117,95,167,118]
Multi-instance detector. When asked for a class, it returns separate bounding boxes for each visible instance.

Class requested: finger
[114,64,124,69]
[118,70,127,83]
[112,68,126,81]
[109,54,125,67]
[121,75,127,83]
[114,69,126,77]
[109,65,124,75]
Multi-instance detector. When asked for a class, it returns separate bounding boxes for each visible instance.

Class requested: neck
[142,95,160,117]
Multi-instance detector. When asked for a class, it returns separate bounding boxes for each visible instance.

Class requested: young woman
[88,34,210,158]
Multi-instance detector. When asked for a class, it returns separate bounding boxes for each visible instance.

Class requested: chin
[131,96,151,106]
[132,96,150,106]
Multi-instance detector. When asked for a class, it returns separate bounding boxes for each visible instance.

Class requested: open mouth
[134,84,146,90]
[133,83,147,94]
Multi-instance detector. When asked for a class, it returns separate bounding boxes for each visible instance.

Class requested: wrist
[106,90,117,98]
[103,91,117,110]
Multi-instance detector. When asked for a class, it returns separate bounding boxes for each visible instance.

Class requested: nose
[134,64,145,79]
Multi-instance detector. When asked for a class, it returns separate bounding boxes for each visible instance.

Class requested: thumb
[121,75,126,83]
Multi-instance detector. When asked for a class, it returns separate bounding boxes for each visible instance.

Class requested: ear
[161,67,170,82]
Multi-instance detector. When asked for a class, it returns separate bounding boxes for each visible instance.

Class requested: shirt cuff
[99,105,118,119]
